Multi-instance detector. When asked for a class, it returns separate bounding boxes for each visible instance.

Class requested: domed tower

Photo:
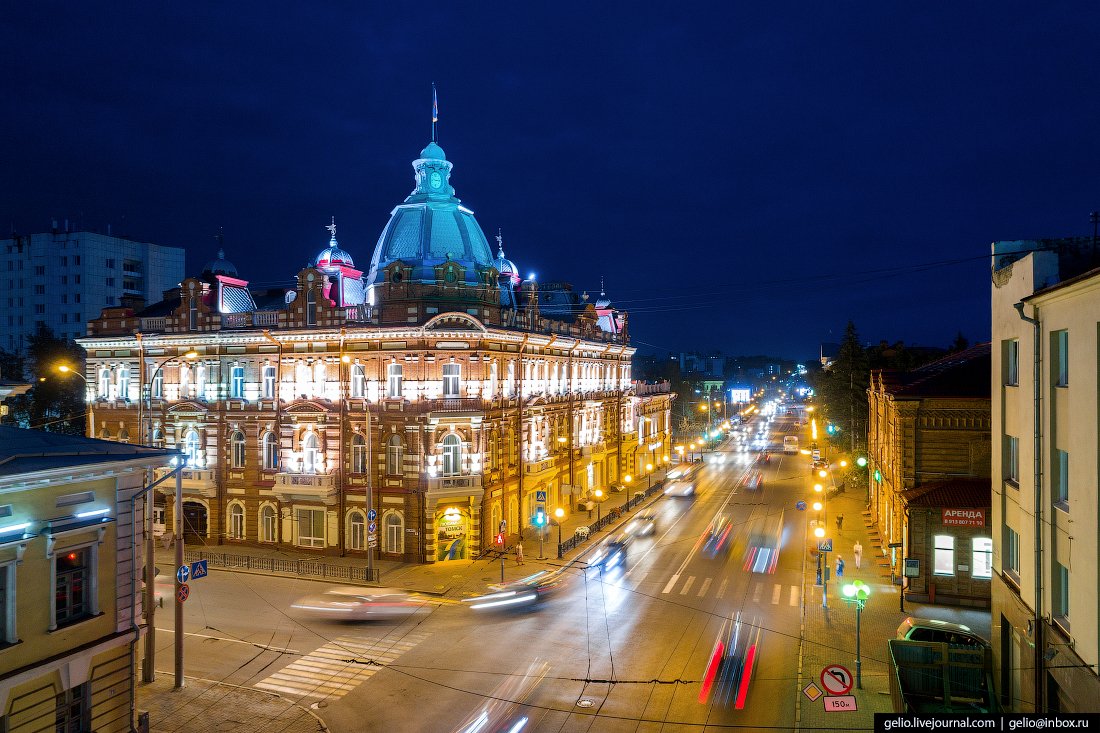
[315,218,355,273]
[313,218,366,308]
[201,248,239,278]
[365,140,495,293]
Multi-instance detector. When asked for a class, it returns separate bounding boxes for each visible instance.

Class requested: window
[116,365,130,400]
[105,258,116,268]
[387,362,403,399]
[302,432,321,474]
[296,508,325,548]
[350,363,366,398]
[348,511,365,551]
[0,562,15,645]
[1005,526,1021,581]
[260,506,277,543]
[105,277,115,287]
[1053,330,1068,386]
[118,427,130,443]
[194,362,206,398]
[182,429,201,467]
[1053,448,1068,506]
[34,304,45,314]
[189,296,198,331]
[1054,563,1070,626]
[55,682,91,733]
[228,503,245,539]
[351,434,367,473]
[306,290,317,326]
[1003,435,1019,484]
[34,265,44,276]
[972,538,993,579]
[262,431,279,470]
[386,435,403,475]
[74,256,80,265]
[33,284,44,295]
[442,434,461,476]
[55,546,95,627]
[933,535,955,576]
[151,428,164,448]
[1003,339,1019,386]
[152,370,164,399]
[230,366,245,399]
[262,365,276,399]
[231,431,246,468]
[384,512,404,554]
[442,363,461,398]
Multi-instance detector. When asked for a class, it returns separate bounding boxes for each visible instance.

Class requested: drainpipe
[1014,301,1044,712]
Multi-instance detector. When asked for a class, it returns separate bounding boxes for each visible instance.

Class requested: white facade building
[990,238,1100,713]
[0,227,184,350]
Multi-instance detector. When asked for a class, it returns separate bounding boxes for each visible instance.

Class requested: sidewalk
[139,673,326,733]
[796,488,992,729]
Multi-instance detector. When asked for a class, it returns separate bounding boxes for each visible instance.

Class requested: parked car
[896,617,989,648]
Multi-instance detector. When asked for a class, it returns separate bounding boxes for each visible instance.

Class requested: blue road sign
[796,501,807,511]
[368,521,377,534]
[176,565,190,584]
[818,539,833,552]
[367,509,377,521]
[189,559,208,580]
[536,490,547,502]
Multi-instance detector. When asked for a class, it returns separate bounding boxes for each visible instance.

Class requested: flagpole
[432,82,438,143]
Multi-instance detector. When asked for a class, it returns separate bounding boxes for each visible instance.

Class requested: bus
[782,435,799,454]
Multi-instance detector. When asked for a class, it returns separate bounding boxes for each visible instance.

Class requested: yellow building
[0,427,172,732]
[77,133,673,564]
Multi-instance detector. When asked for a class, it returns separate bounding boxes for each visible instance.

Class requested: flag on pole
[432,83,438,123]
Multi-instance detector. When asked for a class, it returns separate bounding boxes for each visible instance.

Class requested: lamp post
[645,462,654,489]
[593,488,603,526]
[554,507,564,550]
[841,580,870,689]
[55,364,91,437]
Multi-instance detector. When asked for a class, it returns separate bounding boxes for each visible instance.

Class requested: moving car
[664,479,695,497]
[588,533,631,570]
[291,587,432,620]
[782,435,799,454]
[740,470,763,491]
[464,569,570,611]
[625,510,657,537]
[896,617,989,648]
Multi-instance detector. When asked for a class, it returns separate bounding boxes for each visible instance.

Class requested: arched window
[261,431,279,470]
[97,367,110,399]
[386,435,403,476]
[351,433,367,473]
[306,290,317,326]
[348,511,365,551]
[442,363,461,398]
[387,363,403,399]
[151,428,164,448]
[262,365,276,399]
[384,511,404,554]
[182,429,201,467]
[490,503,502,537]
[302,432,321,474]
[118,427,130,443]
[230,431,246,468]
[350,363,366,398]
[228,503,244,539]
[116,365,130,401]
[189,296,198,331]
[99,427,112,440]
[260,505,277,543]
[441,434,461,477]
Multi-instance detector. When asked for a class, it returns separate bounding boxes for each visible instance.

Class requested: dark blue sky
[3,3,1098,360]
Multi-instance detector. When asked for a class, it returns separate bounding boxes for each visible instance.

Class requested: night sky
[4,3,1099,360]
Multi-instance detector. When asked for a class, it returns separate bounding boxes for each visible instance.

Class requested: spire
[600,276,606,298]
[432,83,439,143]
[326,216,337,244]
[496,228,505,257]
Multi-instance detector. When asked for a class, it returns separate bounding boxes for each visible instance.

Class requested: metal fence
[183,549,379,583]
[556,479,665,559]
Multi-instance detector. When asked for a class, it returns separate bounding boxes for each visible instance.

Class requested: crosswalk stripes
[254,633,426,700]
[657,575,801,607]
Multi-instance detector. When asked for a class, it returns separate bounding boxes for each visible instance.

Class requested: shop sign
[942,508,985,526]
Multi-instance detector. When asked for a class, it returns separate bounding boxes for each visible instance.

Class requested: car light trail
[698,638,725,704]
[468,592,537,610]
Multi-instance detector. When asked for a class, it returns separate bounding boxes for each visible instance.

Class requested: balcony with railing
[141,317,167,332]
[524,456,558,477]
[272,471,338,504]
[153,466,217,497]
[425,473,483,493]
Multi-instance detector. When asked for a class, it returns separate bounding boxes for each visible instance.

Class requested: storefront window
[933,534,955,576]
[296,508,325,548]
[972,537,992,579]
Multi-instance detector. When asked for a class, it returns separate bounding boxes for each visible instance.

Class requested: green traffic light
[856,457,867,467]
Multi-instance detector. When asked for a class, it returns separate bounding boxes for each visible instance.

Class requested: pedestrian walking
[835,514,844,532]
[853,541,863,569]
[515,543,525,565]
[836,555,845,578]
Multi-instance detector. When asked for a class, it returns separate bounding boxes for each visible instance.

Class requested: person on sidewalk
[836,555,845,579]
[853,541,863,569]
[515,543,525,565]
[835,514,844,532]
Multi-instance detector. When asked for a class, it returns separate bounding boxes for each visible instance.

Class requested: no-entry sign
[820,664,853,695]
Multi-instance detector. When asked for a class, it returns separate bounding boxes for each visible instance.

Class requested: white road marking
[662,573,680,594]
[717,579,729,599]
[752,582,763,603]
[698,577,712,597]
[790,585,800,606]
[680,576,696,595]
[772,584,781,605]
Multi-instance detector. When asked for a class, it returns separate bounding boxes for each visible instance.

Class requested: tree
[25,324,86,435]
[949,331,969,353]
[809,321,869,451]
[0,348,29,426]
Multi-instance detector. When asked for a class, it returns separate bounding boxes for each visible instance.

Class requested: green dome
[419,141,447,161]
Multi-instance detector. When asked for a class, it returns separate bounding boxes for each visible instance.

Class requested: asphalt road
[148,413,814,732]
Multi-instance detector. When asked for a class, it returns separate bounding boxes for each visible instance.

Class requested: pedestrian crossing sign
[818,539,833,552]
[189,559,209,580]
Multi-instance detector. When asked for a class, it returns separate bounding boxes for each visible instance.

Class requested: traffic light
[855,456,867,467]
[534,509,547,527]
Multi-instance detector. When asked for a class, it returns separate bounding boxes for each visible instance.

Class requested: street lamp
[841,580,870,689]
[55,364,91,437]
[593,488,603,525]
[554,507,565,549]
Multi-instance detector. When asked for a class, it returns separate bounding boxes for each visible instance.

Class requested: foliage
[808,321,868,450]
[0,348,29,425]
[25,324,86,435]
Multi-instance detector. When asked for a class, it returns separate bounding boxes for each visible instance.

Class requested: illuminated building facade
[78,137,673,563]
